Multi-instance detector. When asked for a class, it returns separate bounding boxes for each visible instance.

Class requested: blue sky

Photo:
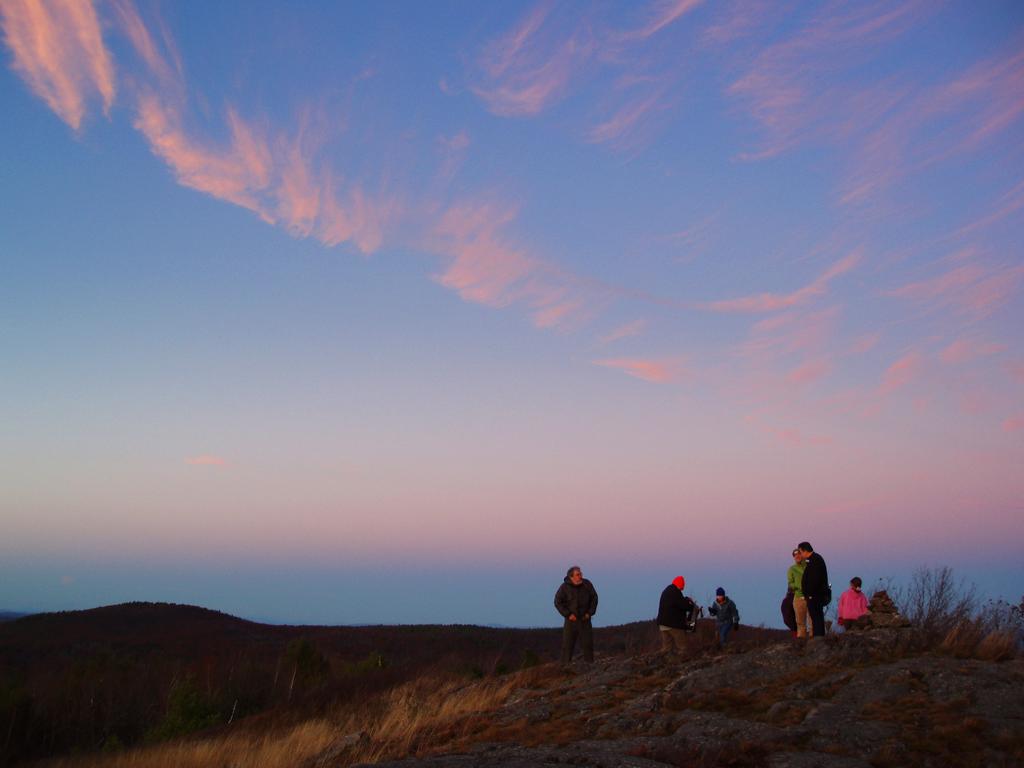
[1,0,1022,627]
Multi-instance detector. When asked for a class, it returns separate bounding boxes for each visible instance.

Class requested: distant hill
[0,610,30,622]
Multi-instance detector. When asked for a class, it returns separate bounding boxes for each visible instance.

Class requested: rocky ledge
[322,629,1023,768]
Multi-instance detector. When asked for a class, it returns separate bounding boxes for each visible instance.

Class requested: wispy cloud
[108,0,180,90]
[436,130,471,182]
[880,351,923,395]
[471,3,593,117]
[592,357,682,383]
[599,319,647,344]
[1008,362,1024,385]
[1003,414,1024,433]
[886,258,1024,320]
[431,201,605,329]
[850,332,881,355]
[135,95,275,221]
[701,251,860,313]
[786,358,831,386]
[727,1,936,161]
[724,2,1024,221]
[616,0,704,42]
[739,307,840,359]
[587,89,667,147]
[185,455,228,467]
[0,0,115,130]
[939,338,1006,365]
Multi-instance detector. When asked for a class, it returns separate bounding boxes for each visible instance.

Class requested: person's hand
[583,613,590,620]
[569,613,577,621]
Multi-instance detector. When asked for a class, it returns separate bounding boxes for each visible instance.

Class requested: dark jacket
[801,552,829,602]
[656,584,694,629]
[781,590,797,632]
[554,573,598,620]
[709,597,739,626]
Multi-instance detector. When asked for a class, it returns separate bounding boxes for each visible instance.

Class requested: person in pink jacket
[837,577,869,628]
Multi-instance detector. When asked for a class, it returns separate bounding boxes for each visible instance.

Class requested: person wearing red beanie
[656,576,696,655]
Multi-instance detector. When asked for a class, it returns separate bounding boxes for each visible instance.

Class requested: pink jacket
[838,588,869,621]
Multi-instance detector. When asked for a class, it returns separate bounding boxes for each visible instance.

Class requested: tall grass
[37,664,563,768]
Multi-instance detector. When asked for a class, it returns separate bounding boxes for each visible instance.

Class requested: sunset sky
[1,0,1022,627]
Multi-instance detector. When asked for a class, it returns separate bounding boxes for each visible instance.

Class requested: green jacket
[787,563,806,598]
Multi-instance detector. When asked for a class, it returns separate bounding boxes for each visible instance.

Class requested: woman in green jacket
[788,549,811,638]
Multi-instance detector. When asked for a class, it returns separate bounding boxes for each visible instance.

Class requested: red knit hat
[672,576,685,589]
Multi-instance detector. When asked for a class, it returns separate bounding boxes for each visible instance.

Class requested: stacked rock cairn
[845,590,911,631]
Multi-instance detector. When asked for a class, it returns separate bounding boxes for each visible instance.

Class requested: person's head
[850,577,862,591]
[797,542,813,556]
[792,548,802,562]
[715,586,726,603]
[567,566,583,585]
[672,576,685,591]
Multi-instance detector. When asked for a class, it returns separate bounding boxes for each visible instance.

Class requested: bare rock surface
[339,635,1024,768]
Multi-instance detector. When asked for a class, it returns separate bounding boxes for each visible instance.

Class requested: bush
[900,566,976,640]
[147,678,220,741]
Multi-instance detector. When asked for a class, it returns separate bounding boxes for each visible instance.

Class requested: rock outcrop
[335,634,1024,768]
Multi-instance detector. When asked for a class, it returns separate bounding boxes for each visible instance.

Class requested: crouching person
[554,565,598,664]
[657,576,695,655]
[709,587,740,646]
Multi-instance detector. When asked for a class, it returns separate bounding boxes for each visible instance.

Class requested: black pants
[807,596,826,637]
[561,618,593,663]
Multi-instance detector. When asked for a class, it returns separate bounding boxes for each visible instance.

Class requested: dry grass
[36,663,566,768]
[39,719,340,768]
[940,622,1020,662]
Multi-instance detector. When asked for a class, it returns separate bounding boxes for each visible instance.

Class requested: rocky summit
[330,630,1024,768]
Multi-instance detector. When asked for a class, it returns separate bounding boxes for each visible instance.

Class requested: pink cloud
[743,414,834,447]
[727,2,933,160]
[939,338,1006,365]
[740,306,840,359]
[850,332,881,355]
[1,0,116,130]
[592,357,681,383]
[432,202,534,305]
[185,455,227,467]
[702,0,775,45]
[887,260,1024,320]
[132,71,393,254]
[617,0,704,42]
[880,351,923,394]
[1007,362,1024,385]
[702,251,860,313]
[600,319,647,344]
[723,2,1024,216]
[587,90,666,146]
[954,179,1024,238]
[109,0,180,89]
[786,358,831,386]
[318,180,393,255]
[1003,414,1024,433]
[134,94,275,220]
[432,201,605,329]
[436,130,471,181]
[471,4,593,117]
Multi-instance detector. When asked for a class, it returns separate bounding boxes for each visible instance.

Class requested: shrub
[147,678,220,742]
[900,566,976,641]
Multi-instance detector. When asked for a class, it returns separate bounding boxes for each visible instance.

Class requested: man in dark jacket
[798,542,829,639]
[554,565,598,664]
[656,576,695,654]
